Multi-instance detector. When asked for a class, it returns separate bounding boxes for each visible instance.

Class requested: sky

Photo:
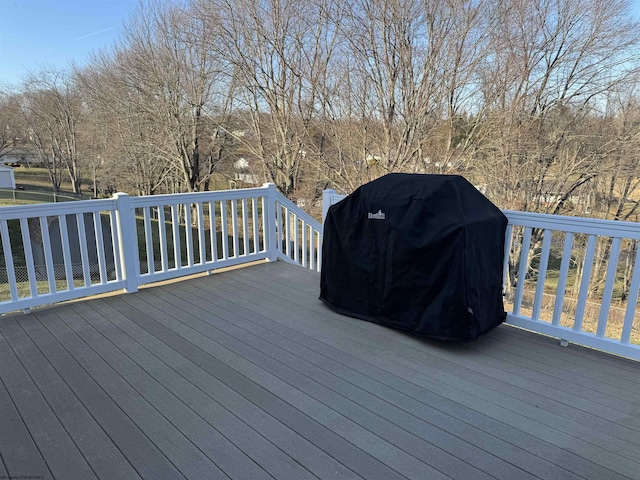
[0,0,139,88]
[1,0,640,89]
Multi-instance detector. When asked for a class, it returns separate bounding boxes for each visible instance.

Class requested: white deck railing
[2,184,638,360]
[322,190,640,361]
[503,211,640,360]
[0,184,321,315]
[0,198,127,313]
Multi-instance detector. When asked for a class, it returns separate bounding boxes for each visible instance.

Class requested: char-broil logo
[368,210,386,220]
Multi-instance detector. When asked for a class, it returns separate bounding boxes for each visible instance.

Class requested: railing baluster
[185,203,194,267]
[317,230,321,271]
[285,207,291,258]
[20,218,38,298]
[502,224,513,295]
[76,213,91,288]
[40,216,56,294]
[197,202,205,265]
[143,207,154,275]
[58,214,74,291]
[293,214,299,262]
[573,235,597,332]
[596,237,621,337]
[532,229,552,321]
[513,227,532,317]
[159,205,169,272]
[276,203,282,254]
[261,196,268,254]
[621,243,640,344]
[0,219,19,301]
[242,198,249,256]
[220,200,229,260]
[552,232,574,326]
[107,210,124,285]
[209,201,218,262]
[252,197,259,255]
[301,221,307,268]
[309,225,314,271]
[171,204,181,269]
[231,199,239,258]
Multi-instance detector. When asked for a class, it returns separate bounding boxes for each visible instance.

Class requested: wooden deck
[1,261,639,480]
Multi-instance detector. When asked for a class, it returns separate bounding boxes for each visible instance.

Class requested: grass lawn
[0,199,43,207]
[5,166,92,204]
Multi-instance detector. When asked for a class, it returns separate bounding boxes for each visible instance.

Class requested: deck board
[0,317,142,480]
[168,285,579,478]
[69,299,321,480]
[1,260,639,480]
[137,283,503,480]
[112,292,409,480]
[233,265,640,416]
[243,264,640,413]
[0,356,51,480]
[80,299,359,480]
[227,265,640,475]
[0,320,97,480]
[162,277,577,480]
[18,309,188,480]
[475,330,640,398]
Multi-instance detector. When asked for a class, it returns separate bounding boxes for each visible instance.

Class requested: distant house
[0,148,40,166]
[233,157,261,185]
[233,158,250,170]
[0,165,16,189]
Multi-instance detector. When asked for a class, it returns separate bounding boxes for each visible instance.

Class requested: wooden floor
[1,262,639,480]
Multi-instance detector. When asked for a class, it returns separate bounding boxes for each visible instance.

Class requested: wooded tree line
[1,0,640,224]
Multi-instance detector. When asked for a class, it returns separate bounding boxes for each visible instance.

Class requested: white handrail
[0,198,123,313]
[126,187,273,284]
[504,211,640,360]
[273,191,323,271]
[0,184,321,315]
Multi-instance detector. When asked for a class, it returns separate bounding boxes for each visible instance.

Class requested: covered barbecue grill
[320,173,507,341]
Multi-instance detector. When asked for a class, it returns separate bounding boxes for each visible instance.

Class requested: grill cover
[320,174,507,340]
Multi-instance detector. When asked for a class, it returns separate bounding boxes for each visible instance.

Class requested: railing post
[322,189,337,225]
[262,183,278,262]
[114,192,139,293]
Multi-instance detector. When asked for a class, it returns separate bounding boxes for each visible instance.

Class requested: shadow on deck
[1,261,639,480]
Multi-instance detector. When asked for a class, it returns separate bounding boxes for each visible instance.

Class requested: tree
[83,0,232,194]
[468,0,640,297]
[19,69,84,193]
[198,0,341,197]
[77,55,173,196]
[476,0,640,211]
[334,0,489,172]
[0,92,21,159]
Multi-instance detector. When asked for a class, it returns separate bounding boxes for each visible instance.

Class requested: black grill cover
[320,174,507,341]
